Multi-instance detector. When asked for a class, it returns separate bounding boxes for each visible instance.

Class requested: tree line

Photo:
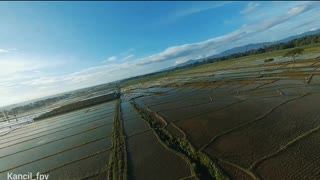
[4,94,70,116]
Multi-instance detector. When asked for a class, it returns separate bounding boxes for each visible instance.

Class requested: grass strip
[107,99,127,180]
[131,100,229,180]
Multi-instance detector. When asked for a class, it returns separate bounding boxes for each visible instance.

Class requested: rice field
[126,55,320,179]
[2,47,320,179]
[0,101,116,179]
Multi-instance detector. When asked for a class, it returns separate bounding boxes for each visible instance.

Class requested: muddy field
[125,57,320,179]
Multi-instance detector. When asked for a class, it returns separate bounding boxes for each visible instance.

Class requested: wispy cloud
[3,60,156,104]
[102,54,135,64]
[157,2,232,25]
[2,1,320,107]
[0,56,69,106]
[123,55,134,61]
[241,2,260,14]
[0,48,17,54]
[174,2,231,19]
[294,17,320,29]
[138,1,319,65]
[0,54,67,85]
[120,48,135,56]
[102,49,136,64]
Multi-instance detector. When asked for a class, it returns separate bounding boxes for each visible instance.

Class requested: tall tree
[283,48,304,62]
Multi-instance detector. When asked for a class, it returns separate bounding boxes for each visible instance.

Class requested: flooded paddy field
[2,54,320,180]
[124,57,320,179]
[0,101,116,179]
[121,100,192,180]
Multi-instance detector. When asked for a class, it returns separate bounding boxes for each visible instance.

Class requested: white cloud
[98,2,319,68]
[0,56,65,79]
[108,56,117,61]
[2,1,320,107]
[0,49,9,53]
[0,48,17,54]
[0,54,69,106]
[103,56,117,63]
[137,1,319,66]
[0,60,158,106]
[241,2,260,14]
[310,28,318,31]
[287,5,308,16]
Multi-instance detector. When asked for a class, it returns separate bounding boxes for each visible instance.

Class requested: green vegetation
[283,48,304,62]
[130,100,228,180]
[108,99,127,180]
[180,34,319,68]
[34,92,119,121]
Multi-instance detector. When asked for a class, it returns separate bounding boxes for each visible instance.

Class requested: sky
[1,1,320,107]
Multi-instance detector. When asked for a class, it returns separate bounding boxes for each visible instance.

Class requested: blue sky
[1,1,320,106]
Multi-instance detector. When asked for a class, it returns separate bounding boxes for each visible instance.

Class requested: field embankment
[34,92,119,121]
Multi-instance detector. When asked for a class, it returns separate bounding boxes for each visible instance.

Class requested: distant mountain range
[174,28,320,68]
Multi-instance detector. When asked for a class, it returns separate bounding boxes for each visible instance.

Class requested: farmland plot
[0,101,116,179]
[256,130,320,180]
[126,130,191,180]
[204,93,320,167]
[121,105,150,137]
[121,100,192,180]
[124,57,320,179]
